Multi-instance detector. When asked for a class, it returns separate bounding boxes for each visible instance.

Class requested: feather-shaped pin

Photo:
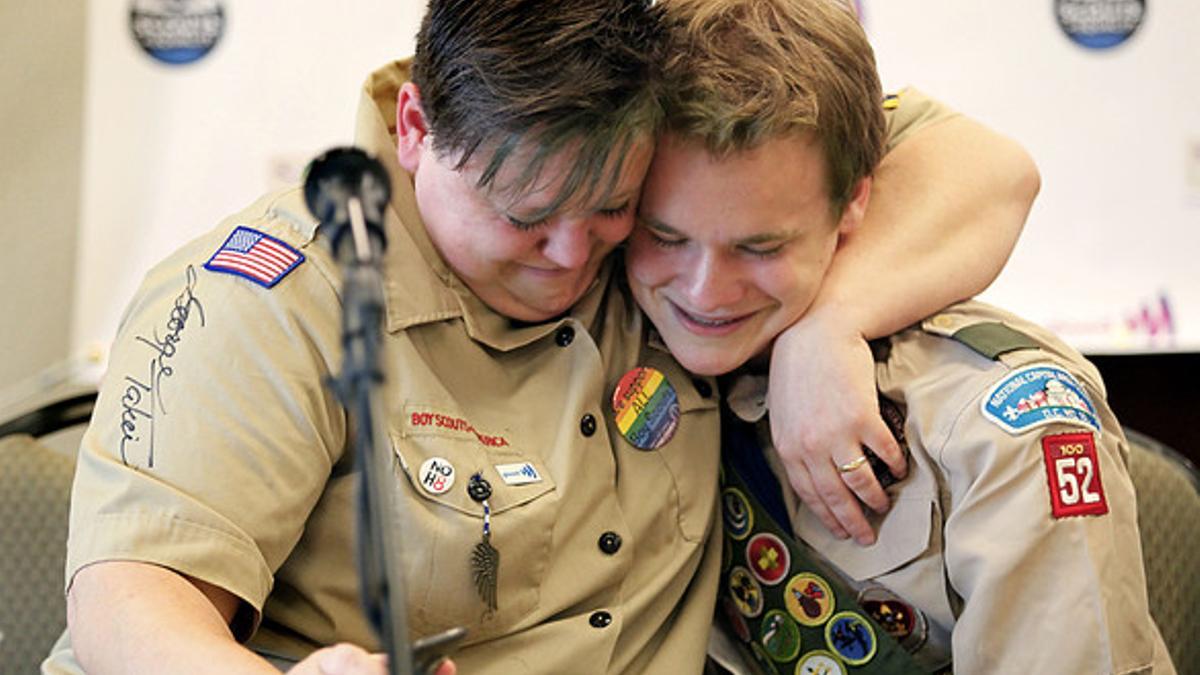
[472,529,499,615]
[468,473,499,616]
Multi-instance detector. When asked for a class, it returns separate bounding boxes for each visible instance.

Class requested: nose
[540,217,591,269]
[682,250,742,312]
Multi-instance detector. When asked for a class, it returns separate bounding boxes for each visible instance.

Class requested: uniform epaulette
[942,322,1041,361]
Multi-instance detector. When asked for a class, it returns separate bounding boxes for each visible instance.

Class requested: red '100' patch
[1041,432,1108,519]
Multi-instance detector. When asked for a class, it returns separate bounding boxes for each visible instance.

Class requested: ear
[836,176,872,237]
[396,81,430,173]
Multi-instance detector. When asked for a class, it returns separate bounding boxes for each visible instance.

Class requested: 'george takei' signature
[119,265,206,467]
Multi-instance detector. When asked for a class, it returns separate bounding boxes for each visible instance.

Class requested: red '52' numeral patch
[1042,432,1108,518]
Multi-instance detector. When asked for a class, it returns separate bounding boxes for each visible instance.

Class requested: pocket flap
[391,428,557,518]
[793,488,935,581]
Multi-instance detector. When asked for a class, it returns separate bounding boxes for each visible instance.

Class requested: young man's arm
[769,114,1039,545]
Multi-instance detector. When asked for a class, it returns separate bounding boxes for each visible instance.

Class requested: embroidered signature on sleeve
[119,265,206,467]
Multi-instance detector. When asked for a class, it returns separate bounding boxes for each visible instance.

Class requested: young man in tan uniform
[48,1,1038,673]
[626,1,1174,672]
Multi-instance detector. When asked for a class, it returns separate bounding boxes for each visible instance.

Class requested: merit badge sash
[718,418,930,675]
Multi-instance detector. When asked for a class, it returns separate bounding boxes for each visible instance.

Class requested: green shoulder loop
[946,322,1040,361]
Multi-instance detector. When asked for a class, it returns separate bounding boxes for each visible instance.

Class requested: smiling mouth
[670,302,754,333]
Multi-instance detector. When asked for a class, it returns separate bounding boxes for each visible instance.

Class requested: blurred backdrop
[2,0,1197,455]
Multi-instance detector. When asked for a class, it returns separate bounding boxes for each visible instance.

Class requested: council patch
[981,364,1100,435]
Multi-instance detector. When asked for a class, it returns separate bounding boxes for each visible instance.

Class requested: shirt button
[467,474,492,502]
[598,531,622,555]
[580,413,597,437]
[555,325,575,347]
[692,377,713,398]
[589,610,612,628]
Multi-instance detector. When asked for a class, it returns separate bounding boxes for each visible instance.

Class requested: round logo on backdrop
[130,0,225,65]
[1055,0,1145,50]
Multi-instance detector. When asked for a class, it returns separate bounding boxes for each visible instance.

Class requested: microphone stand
[305,148,412,675]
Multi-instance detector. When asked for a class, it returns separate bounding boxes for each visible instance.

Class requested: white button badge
[418,457,456,495]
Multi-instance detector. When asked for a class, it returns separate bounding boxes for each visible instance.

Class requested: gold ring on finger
[837,455,869,474]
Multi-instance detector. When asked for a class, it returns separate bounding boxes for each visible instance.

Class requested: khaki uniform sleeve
[66,217,345,634]
[884,87,960,153]
[933,364,1162,674]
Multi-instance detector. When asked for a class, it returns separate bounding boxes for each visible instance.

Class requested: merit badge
[467,472,499,615]
[611,367,680,450]
[1042,432,1109,519]
[796,650,847,675]
[494,462,541,486]
[825,612,877,666]
[981,364,1100,435]
[729,566,765,618]
[746,533,790,586]
[857,586,927,652]
[759,610,802,663]
[721,598,753,643]
[417,457,455,495]
[784,573,835,626]
[203,225,304,288]
[723,487,754,541]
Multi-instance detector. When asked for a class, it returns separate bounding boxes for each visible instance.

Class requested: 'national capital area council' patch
[981,363,1100,435]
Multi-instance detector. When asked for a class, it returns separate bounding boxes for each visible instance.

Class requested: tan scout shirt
[45,60,723,674]
[721,301,1174,674]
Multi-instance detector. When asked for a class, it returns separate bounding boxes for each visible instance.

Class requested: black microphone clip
[303,146,392,264]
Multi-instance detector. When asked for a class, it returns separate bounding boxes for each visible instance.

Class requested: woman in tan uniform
[51,0,1036,673]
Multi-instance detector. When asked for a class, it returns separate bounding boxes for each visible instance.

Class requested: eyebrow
[637,214,799,246]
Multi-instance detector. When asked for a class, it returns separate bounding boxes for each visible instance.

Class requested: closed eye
[598,202,631,219]
[641,225,686,248]
[738,242,786,258]
[505,214,548,231]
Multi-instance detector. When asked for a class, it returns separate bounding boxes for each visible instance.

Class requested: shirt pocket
[794,485,937,581]
[390,422,559,641]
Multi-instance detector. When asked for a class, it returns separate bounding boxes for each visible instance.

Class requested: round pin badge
[745,533,791,586]
[784,573,835,627]
[857,586,927,652]
[417,457,456,495]
[722,487,754,541]
[611,367,680,450]
[795,650,847,675]
[759,610,802,663]
[824,611,877,666]
[728,566,765,618]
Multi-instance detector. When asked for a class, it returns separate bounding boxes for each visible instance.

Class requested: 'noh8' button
[418,457,456,495]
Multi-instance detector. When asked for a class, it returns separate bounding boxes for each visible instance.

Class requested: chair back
[1126,427,1200,674]
[0,434,76,673]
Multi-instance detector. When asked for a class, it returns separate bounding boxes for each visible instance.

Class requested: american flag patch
[203,226,305,288]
